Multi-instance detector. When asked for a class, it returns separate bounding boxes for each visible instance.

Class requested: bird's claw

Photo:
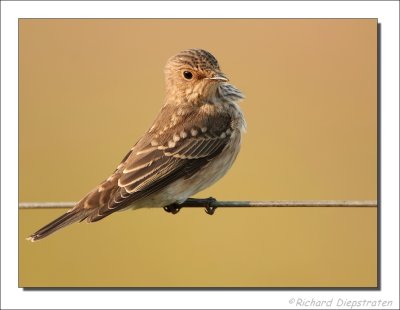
[204,197,217,215]
[164,197,217,215]
[163,204,181,215]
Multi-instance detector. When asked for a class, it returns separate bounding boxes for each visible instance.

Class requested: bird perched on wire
[28,48,246,242]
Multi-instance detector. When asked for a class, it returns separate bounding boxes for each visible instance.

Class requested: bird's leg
[163,203,182,215]
[164,197,218,215]
[184,197,218,215]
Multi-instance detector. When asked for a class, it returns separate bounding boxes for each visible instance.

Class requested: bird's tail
[27,209,88,242]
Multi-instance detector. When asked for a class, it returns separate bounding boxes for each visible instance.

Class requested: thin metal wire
[18,200,377,209]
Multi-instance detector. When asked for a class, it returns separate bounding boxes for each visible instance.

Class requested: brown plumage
[28,49,246,242]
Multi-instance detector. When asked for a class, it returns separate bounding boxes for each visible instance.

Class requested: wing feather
[79,104,233,222]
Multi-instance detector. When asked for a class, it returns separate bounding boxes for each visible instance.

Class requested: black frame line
[16,18,381,291]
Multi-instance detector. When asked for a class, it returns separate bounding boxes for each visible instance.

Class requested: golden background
[19,19,377,287]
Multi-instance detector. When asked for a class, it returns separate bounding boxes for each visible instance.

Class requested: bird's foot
[204,197,217,215]
[184,197,217,215]
[163,203,182,215]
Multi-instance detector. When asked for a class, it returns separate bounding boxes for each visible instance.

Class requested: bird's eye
[183,71,193,80]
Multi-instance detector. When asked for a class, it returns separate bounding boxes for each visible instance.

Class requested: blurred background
[19,19,377,287]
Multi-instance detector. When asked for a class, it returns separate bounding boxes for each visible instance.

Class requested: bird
[27,48,246,242]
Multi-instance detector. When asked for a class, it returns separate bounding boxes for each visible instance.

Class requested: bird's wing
[80,104,234,222]
[28,104,234,241]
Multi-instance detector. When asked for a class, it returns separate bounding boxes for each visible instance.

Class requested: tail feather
[27,209,88,242]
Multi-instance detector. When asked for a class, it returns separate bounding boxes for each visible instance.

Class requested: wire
[18,200,377,209]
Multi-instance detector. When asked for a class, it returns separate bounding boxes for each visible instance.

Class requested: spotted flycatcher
[28,49,246,241]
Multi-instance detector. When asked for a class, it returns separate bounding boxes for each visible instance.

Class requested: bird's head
[164,49,230,103]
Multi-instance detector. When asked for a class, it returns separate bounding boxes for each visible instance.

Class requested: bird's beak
[207,73,229,82]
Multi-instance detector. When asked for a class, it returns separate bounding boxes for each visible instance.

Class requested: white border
[1,1,399,309]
